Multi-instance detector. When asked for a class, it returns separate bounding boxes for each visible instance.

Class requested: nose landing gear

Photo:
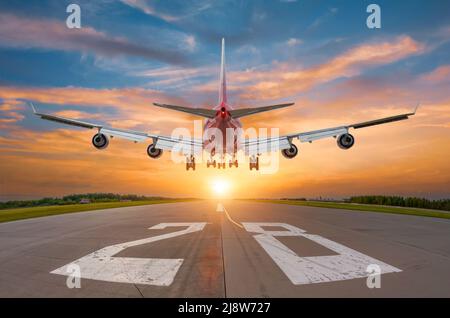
[206,154,239,169]
[229,160,238,168]
[217,162,226,169]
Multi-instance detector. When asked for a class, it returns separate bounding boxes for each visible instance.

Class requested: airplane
[32,38,418,171]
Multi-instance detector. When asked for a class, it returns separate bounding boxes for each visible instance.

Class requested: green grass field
[2,198,448,224]
[0,199,194,223]
[249,199,450,220]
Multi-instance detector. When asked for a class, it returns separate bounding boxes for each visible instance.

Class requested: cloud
[236,36,426,100]
[236,45,260,55]
[132,66,216,90]
[421,65,450,83]
[121,0,213,23]
[0,127,174,199]
[0,99,25,124]
[1,3,449,201]
[0,85,198,134]
[0,76,449,200]
[52,110,102,120]
[190,36,425,102]
[0,86,167,110]
[0,13,189,65]
[286,38,303,47]
[308,7,338,30]
[121,0,178,22]
[1,99,449,200]
[184,35,197,52]
[134,66,213,78]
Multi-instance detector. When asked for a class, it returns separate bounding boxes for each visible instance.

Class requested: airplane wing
[31,103,203,155]
[152,103,217,118]
[243,106,418,155]
[229,103,294,119]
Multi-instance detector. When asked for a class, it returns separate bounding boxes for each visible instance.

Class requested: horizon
[2,192,449,203]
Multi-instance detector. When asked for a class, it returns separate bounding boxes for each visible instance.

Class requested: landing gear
[206,155,238,169]
[217,162,226,169]
[229,160,238,168]
[186,155,196,171]
[249,156,259,171]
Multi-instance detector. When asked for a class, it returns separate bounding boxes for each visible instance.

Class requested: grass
[247,199,450,220]
[0,199,195,223]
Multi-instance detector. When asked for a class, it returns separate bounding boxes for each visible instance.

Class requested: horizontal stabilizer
[229,103,294,119]
[153,103,216,118]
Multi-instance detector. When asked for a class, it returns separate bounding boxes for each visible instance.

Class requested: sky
[0,0,449,200]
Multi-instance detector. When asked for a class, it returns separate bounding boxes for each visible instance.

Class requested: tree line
[348,196,450,211]
[0,193,168,210]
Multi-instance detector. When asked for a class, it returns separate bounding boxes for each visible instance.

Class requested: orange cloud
[1,108,449,201]
[421,65,450,83]
[192,36,425,101]
[1,82,449,199]
[0,86,160,109]
[0,99,25,124]
[0,85,199,133]
[53,110,101,120]
[1,36,449,200]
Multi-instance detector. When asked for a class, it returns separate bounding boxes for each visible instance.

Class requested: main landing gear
[207,159,217,168]
[249,156,259,171]
[186,155,196,171]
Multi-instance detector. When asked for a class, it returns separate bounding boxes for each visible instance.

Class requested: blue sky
[1,0,449,99]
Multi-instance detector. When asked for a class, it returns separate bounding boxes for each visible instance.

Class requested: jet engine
[147,143,163,159]
[337,133,355,150]
[92,133,109,150]
[281,144,298,159]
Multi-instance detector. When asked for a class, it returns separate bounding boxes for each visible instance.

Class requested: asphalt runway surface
[0,200,449,297]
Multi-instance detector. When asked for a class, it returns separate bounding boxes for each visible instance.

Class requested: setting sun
[211,179,231,197]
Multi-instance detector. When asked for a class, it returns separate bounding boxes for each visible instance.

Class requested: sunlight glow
[211,179,231,197]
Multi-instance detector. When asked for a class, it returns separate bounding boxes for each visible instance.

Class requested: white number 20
[52,222,400,286]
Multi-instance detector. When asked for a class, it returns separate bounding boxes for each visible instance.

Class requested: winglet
[413,102,420,114]
[29,102,37,114]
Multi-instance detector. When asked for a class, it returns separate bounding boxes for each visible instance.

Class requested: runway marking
[51,222,206,286]
[243,222,402,285]
[50,218,401,288]
[218,202,244,229]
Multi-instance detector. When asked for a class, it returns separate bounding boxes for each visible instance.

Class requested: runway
[0,200,449,297]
